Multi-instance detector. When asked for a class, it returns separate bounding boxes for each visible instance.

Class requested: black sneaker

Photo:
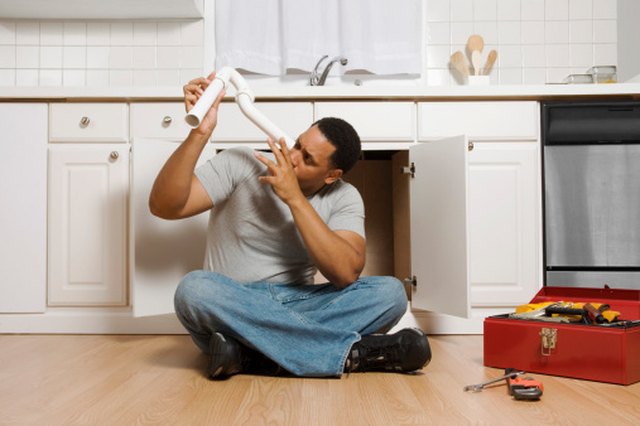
[346,328,431,373]
[207,332,284,380]
[207,332,249,380]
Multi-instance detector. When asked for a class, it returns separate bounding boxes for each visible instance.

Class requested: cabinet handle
[468,141,474,151]
[162,116,173,126]
[110,151,119,160]
[79,116,90,128]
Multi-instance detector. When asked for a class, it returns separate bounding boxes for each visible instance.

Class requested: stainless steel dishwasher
[542,101,640,289]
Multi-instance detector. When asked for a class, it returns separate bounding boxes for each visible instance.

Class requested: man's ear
[324,168,343,184]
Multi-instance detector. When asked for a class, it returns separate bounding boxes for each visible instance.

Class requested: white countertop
[1,83,639,101]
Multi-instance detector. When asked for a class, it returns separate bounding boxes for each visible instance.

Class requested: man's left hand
[255,138,304,205]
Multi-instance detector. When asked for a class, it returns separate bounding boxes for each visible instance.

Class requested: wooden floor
[1,334,638,425]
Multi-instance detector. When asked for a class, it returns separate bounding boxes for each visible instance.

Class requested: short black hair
[313,117,361,174]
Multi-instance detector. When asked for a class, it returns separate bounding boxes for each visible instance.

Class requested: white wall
[0,20,204,87]
[0,0,620,87]
[617,0,640,81]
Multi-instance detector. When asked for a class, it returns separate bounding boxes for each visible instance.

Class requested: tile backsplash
[425,0,618,85]
[0,0,618,87]
[0,20,204,87]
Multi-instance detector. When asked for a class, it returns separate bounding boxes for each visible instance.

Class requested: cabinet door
[409,136,471,318]
[468,142,540,306]
[48,144,129,305]
[131,138,216,317]
[0,104,47,313]
[409,138,541,318]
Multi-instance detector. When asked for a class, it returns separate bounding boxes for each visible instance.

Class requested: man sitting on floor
[149,72,431,379]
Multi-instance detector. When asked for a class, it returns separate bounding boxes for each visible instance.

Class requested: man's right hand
[183,71,226,139]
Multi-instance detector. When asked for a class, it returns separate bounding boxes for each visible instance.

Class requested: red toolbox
[483,286,640,385]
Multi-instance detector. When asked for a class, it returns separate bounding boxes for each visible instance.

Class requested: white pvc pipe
[185,67,295,146]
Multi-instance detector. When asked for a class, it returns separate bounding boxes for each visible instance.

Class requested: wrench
[463,370,526,392]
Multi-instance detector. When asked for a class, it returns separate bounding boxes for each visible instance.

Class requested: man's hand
[255,138,304,205]
[183,71,225,139]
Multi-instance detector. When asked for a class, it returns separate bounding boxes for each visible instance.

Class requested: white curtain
[215,0,422,75]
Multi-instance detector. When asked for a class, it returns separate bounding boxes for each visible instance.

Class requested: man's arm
[149,74,225,219]
[256,139,365,288]
[289,201,366,289]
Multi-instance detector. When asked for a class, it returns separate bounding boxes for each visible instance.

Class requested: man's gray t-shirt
[194,146,365,284]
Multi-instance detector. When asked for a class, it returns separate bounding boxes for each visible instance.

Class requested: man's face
[290,124,342,194]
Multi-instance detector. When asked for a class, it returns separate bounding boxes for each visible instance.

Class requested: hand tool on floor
[463,370,525,392]
[505,368,543,401]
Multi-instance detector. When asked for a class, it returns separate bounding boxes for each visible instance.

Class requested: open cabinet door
[131,138,216,317]
[409,135,471,318]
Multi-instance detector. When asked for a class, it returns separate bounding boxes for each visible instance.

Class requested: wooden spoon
[483,50,497,75]
[467,34,484,54]
[471,50,482,75]
[450,51,469,77]
[466,35,485,75]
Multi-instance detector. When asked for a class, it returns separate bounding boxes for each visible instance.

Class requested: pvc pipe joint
[185,67,295,146]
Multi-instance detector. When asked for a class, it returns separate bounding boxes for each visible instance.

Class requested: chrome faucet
[309,55,348,86]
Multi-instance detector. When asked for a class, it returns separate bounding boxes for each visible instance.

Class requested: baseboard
[1,304,512,334]
[390,304,513,335]
[0,307,185,334]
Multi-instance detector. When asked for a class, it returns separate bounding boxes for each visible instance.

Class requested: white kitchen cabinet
[467,142,540,307]
[409,102,541,318]
[0,98,542,334]
[315,102,416,143]
[0,104,47,313]
[214,102,313,144]
[48,144,129,306]
[48,103,129,306]
[130,103,216,316]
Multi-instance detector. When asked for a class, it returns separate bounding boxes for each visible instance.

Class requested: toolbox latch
[539,327,557,356]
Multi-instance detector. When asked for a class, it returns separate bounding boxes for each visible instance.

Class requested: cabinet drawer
[418,101,538,140]
[50,103,129,142]
[314,102,416,142]
[214,102,313,142]
[131,103,192,140]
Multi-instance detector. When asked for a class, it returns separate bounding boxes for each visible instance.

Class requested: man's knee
[174,270,225,314]
[175,270,205,302]
[360,276,408,312]
[382,276,409,316]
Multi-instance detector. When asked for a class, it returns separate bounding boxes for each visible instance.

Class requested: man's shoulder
[220,146,255,160]
[321,179,363,204]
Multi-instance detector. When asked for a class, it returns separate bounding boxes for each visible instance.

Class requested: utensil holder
[467,75,490,86]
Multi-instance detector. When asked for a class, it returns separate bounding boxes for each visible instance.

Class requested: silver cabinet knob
[162,116,173,127]
[110,151,119,160]
[468,141,475,151]
[79,116,90,128]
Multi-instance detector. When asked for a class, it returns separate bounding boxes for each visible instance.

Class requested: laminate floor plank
[1,334,638,425]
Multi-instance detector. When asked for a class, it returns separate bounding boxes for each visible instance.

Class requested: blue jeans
[174,270,408,377]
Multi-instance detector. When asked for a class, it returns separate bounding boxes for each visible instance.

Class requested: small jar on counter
[587,65,617,84]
